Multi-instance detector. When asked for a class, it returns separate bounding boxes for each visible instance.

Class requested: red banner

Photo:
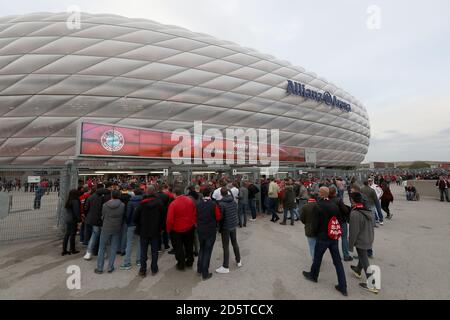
[79,122,305,163]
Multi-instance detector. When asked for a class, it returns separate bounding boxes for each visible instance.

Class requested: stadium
[0,12,370,171]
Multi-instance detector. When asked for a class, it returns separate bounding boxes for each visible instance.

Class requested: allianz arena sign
[286,80,352,113]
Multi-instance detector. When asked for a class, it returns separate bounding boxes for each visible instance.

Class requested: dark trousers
[439,188,449,201]
[82,223,93,245]
[238,203,248,227]
[249,199,257,219]
[171,227,195,268]
[381,200,391,216]
[221,229,241,269]
[63,222,77,252]
[34,196,42,209]
[261,195,267,213]
[310,239,347,292]
[140,236,159,273]
[355,247,371,278]
[159,229,170,250]
[197,232,216,278]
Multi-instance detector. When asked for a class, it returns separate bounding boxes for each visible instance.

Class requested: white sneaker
[237,261,243,268]
[83,252,92,260]
[249,219,256,222]
[215,266,230,274]
[379,222,384,225]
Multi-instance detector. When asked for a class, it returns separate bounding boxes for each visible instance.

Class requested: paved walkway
[0,185,449,299]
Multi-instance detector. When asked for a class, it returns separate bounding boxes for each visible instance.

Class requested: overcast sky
[2,0,449,162]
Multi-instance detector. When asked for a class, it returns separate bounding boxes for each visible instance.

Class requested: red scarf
[352,203,364,209]
[307,199,317,203]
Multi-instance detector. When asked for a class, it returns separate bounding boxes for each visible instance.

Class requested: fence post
[56,162,78,238]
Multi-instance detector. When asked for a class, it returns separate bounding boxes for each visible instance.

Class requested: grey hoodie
[101,199,125,234]
[349,207,374,251]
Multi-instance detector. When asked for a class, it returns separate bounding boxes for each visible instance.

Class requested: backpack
[328,216,342,240]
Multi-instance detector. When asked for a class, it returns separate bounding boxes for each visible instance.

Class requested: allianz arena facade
[0,12,370,168]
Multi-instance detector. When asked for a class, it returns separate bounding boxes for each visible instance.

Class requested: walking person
[196,187,221,280]
[238,181,249,227]
[329,187,352,262]
[95,190,125,274]
[380,182,394,219]
[280,179,296,226]
[167,188,197,271]
[268,177,280,222]
[62,189,81,256]
[302,187,348,296]
[348,192,379,294]
[216,187,242,274]
[368,178,384,225]
[120,188,143,270]
[300,193,318,261]
[436,176,450,202]
[133,185,164,277]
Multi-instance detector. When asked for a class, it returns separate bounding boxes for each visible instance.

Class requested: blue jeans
[87,226,101,254]
[248,199,257,219]
[269,198,279,220]
[123,226,140,266]
[374,198,384,222]
[340,222,350,258]
[96,231,120,271]
[439,188,449,201]
[197,232,216,278]
[283,207,295,224]
[338,189,344,200]
[119,223,128,253]
[297,199,307,217]
[310,239,347,292]
[82,223,92,246]
[238,203,248,226]
[307,237,316,260]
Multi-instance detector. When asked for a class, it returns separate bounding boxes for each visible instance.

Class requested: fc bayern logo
[101,130,125,152]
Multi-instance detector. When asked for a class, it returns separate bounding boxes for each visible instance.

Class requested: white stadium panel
[0,12,370,167]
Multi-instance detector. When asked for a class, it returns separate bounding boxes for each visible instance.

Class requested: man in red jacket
[167,188,197,271]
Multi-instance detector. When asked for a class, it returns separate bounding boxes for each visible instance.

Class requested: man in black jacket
[133,185,164,277]
[196,187,221,280]
[303,187,348,296]
[247,181,259,221]
[84,184,106,260]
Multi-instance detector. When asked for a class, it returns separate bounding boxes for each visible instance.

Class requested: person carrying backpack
[303,187,348,296]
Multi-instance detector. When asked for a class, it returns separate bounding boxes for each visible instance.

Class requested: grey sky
[2,0,450,162]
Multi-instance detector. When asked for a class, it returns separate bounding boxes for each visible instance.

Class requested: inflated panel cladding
[0,12,370,166]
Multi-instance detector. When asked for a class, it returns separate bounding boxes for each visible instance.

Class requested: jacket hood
[354,208,373,221]
[105,199,122,209]
[140,196,160,207]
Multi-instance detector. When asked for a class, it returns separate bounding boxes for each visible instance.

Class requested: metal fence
[0,167,66,242]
